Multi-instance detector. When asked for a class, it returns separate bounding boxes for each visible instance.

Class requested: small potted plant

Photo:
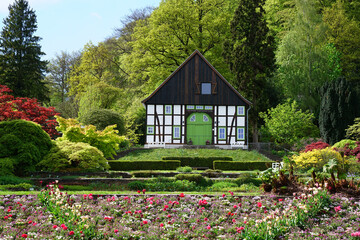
[206,140,210,145]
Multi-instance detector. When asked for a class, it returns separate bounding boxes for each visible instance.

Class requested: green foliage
[108,160,181,171]
[78,82,121,119]
[0,0,48,101]
[275,0,330,116]
[209,181,238,191]
[319,78,357,145]
[259,168,279,184]
[146,179,200,192]
[323,0,360,82]
[0,183,33,191]
[176,166,193,173]
[292,147,345,171]
[223,0,276,141]
[235,174,262,186]
[322,158,348,177]
[79,108,125,135]
[345,118,360,141]
[56,116,129,159]
[333,139,357,150]
[348,158,360,176]
[0,175,31,185]
[162,156,232,168]
[214,161,273,171]
[0,120,52,176]
[131,171,159,178]
[175,174,208,186]
[259,99,319,146]
[127,181,147,191]
[124,0,236,94]
[38,140,109,172]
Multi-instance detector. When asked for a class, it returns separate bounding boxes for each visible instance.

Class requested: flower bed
[0,186,360,239]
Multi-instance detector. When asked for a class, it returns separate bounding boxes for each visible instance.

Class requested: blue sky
[0,0,161,60]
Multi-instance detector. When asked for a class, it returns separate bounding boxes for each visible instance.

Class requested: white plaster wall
[165,126,171,134]
[174,105,181,114]
[165,116,172,125]
[227,117,234,126]
[165,136,172,143]
[157,116,163,125]
[219,106,226,115]
[237,117,245,126]
[174,140,181,144]
[174,116,181,125]
[156,105,163,114]
[147,136,154,143]
[147,116,154,125]
[218,117,226,126]
[228,106,235,116]
[147,105,154,114]
[155,127,162,134]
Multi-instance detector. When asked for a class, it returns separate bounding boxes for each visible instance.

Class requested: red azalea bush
[339,141,360,162]
[303,141,330,153]
[0,85,59,138]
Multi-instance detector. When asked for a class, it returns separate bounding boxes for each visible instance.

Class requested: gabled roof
[142,50,252,106]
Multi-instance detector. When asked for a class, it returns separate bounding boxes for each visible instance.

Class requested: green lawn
[118,148,271,162]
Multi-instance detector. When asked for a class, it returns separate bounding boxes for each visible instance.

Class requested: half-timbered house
[142,50,251,149]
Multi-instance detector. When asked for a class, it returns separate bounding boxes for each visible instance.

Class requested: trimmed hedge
[162,157,232,168]
[213,161,274,171]
[108,160,181,171]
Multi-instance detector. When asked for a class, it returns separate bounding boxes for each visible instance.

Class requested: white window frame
[186,105,195,110]
[196,105,204,110]
[205,106,213,110]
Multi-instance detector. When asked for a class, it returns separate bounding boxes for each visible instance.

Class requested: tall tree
[223,0,276,142]
[0,0,48,102]
[275,0,330,117]
[319,77,357,145]
[123,0,238,94]
[46,51,81,104]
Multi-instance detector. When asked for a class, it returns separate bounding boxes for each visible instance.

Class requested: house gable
[142,50,251,106]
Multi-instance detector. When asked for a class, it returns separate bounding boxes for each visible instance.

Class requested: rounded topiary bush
[79,109,125,135]
[38,140,110,172]
[0,120,52,176]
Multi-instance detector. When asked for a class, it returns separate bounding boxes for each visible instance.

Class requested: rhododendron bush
[0,85,59,138]
[1,185,360,239]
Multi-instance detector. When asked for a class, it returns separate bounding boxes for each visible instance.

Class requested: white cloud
[0,0,61,13]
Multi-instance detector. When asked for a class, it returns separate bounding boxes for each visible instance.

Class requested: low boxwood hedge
[162,157,232,168]
[213,161,274,171]
[108,160,180,171]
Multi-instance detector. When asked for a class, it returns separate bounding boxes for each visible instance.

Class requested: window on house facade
[201,83,211,95]
[218,127,226,140]
[205,106,213,110]
[147,126,154,135]
[165,105,172,114]
[237,106,245,115]
[196,105,204,110]
[190,115,196,122]
[186,105,195,110]
[237,127,245,140]
[173,126,181,139]
[203,115,209,122]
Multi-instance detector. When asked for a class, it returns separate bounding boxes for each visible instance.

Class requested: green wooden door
[186,113,212,145]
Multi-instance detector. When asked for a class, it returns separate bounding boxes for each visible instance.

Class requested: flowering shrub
[292,147,344,171]
[0,85,59,138]
[336,141,360,162]
[333,139,357,150]
[303,141,330,152]
[56,116,129,159]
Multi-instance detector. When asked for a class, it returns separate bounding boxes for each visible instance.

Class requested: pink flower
[279,198,283,202]
[52,225,57,229]
[222,194,226,198]
[142,189,146,194]
[257,202,262,208]
[83,194,87,199]
[137,190,141,194]
[179,193,185,198]
[351,232,360,237]
[334,206,341,212]
[160,223,164,227]
[183,230,188,233]
[28,220,32,224]
[21,234,27,238]
[69,231,74,236]
[233,205,237,208]
[114,229,119,233]
[143,220,148,224]
[204,217,208,221]
[206,225,211,230]
[232,219,236,223]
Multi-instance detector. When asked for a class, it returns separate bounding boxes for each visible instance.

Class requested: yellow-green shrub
[292,147,345,171]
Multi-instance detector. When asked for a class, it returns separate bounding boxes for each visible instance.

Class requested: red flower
[52,225,58,229]
[257,202,262,208]
[21,234,27,238]
[114,229,119,233]
[179,193,185,198]
[69,231,74,236]
[143,220,148,224]
[206,225,211,230]
[160,223,164,227]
